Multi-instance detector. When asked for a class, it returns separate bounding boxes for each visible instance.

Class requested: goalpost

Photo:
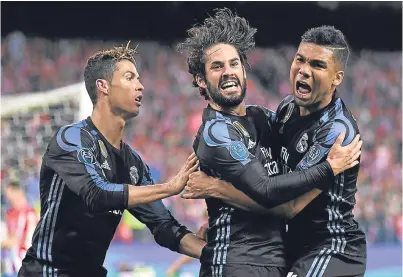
[1,82,148,232]
[1,82,93,180]
[1,82,93,121]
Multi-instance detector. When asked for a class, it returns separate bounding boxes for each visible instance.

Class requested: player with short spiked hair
[19,43,206,277]
[279,25,367,277]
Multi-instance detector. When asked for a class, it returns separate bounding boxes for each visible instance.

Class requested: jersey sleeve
[128,161,191,252]
[197,116,334,209]
[297,119,357,170]
[43,125,129,212]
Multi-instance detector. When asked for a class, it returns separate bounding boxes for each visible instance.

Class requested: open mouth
[296,81,312,95]
[220,80,238,91]
[135,95,143,105]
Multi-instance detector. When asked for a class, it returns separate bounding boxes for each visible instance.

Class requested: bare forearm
[171,255,194,270]
[178,233,207,259]
[167,255,194,276]
[127,182,174,208]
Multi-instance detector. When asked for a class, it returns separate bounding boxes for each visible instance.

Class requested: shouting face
[290,42,344,115]
[198,43,247,108]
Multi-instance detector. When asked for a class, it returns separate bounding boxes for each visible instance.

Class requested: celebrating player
[184,25,367,277]
[177,8,362,277]
[18,44,206,277]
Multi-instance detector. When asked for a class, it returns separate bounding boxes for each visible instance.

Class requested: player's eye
[312,62,326,69]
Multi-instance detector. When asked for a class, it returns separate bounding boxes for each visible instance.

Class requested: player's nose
[135,79,144,91]
[222,63,235,76]
[298,63,312,78]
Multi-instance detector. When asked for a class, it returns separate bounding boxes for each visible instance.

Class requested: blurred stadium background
[1,2,402,277]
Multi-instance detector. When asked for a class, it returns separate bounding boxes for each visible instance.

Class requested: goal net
[1,82,93,182]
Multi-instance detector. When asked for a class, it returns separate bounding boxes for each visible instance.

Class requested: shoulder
[277,95,295,114]
[246,104,276,121]
[246,104,275,117]
[275,95,296,124]
[200,112,240,147]
[317,98,359,145]
[51,120,97,153]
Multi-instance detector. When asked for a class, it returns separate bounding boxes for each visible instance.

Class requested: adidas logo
[248,139,256,149]
[101,160,111,170]
[286,272,297,277]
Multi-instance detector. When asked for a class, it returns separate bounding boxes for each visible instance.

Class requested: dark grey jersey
[193,105,337,267]
[24,117,190,275]
[274,94,367,263]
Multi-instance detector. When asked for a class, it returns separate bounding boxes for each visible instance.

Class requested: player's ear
[96,79,109,96]
[333,70,344,87]
[196,74,207,89]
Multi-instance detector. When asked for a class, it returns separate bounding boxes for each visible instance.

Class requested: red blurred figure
[1,181,38,273]
[115,222,134,243]
[394,215,402,242]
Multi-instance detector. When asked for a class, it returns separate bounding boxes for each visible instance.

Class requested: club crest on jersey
[98,140,108,159]
[229,141,249,161]
[77,148,96,164]
[129,166,139,185]
[306,144,322,165]
[296,133,309,153]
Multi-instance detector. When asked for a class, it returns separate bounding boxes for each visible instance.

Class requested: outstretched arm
[48,125,199,212]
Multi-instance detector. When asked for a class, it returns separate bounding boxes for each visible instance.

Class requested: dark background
[2,1,402,51]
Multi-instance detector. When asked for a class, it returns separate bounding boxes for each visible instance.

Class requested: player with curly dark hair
[182,24,366,277]
[177,8,256,104]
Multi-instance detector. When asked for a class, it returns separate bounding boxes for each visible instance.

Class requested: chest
[96,140,142,186]
[231,117,279,176]
[275,115,319,170]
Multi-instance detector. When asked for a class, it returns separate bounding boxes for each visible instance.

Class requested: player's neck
[299,92,334,116]
[209,101,246,116]
[91,106,125,149]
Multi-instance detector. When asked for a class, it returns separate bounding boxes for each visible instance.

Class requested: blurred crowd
[1,32,402,253]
